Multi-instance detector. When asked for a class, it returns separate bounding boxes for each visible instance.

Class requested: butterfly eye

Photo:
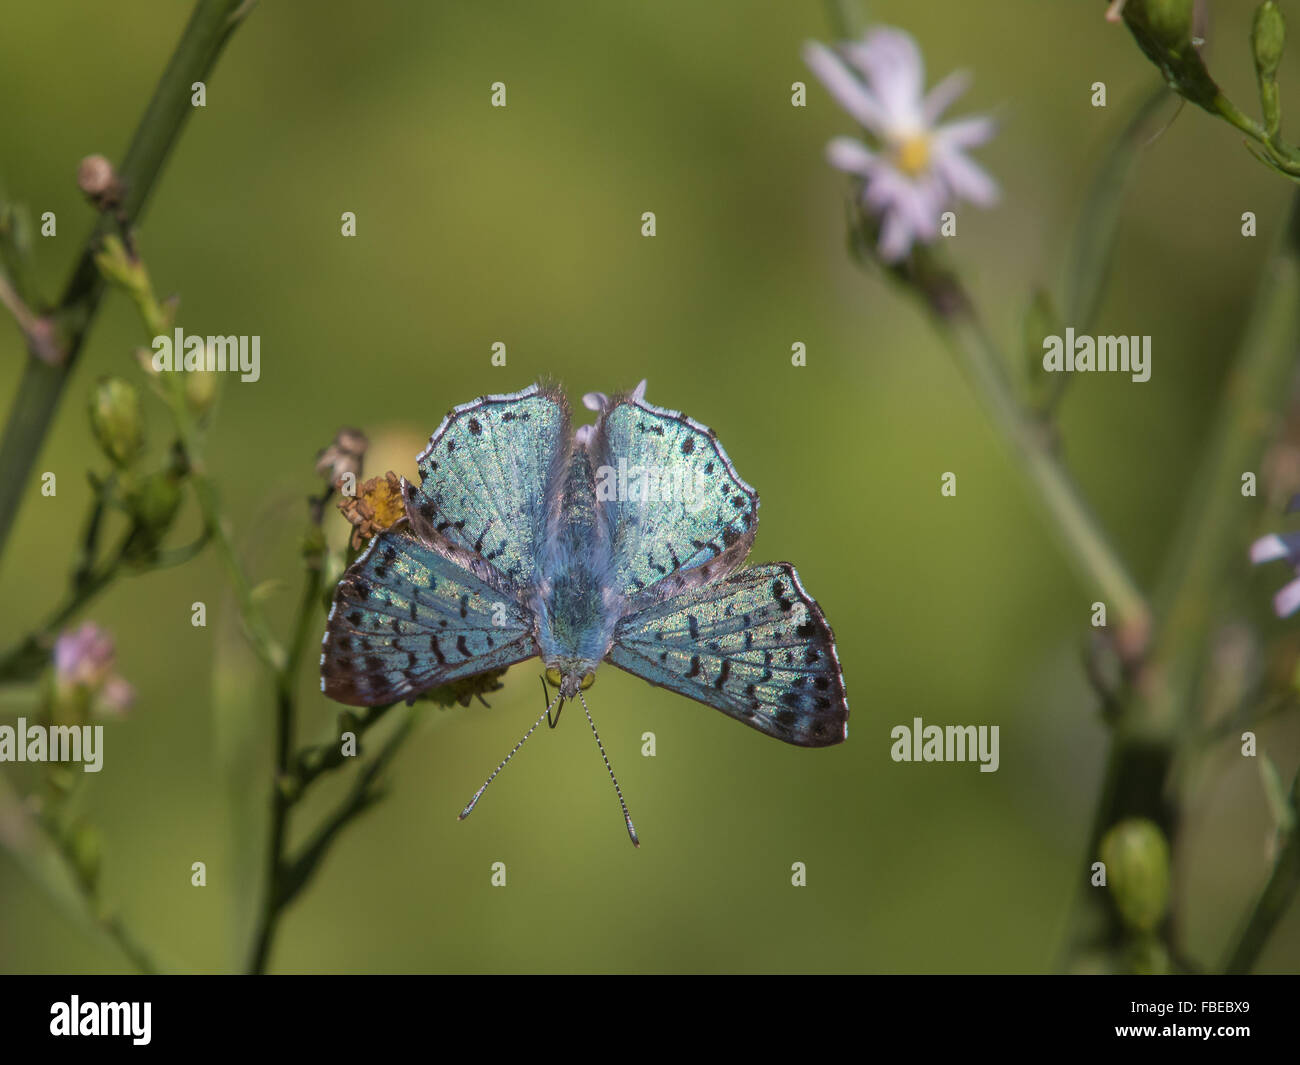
[545,668,563,688]
[580,672,596,690]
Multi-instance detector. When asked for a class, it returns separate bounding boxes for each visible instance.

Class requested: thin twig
[0,0,255,562]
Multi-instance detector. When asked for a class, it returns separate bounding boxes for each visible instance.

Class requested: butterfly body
[530,447,620,695]
[322,381,849,750]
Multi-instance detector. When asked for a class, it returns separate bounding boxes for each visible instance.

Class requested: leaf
[1065,83,1178,330]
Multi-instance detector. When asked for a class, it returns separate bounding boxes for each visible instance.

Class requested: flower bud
[77,154,124,211]
[1100,817,1171,934]
[129,470,183,536]
[1254,1,1286,78]
[1254,1,1286,135]
[1131,0,1194,48]
[315,428,369,488]
[88,377,144,467]
[184,368,219,420]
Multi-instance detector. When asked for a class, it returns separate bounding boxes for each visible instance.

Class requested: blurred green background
[1,0,1298,973]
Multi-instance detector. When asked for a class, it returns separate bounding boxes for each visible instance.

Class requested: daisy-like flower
[803,27,998,262]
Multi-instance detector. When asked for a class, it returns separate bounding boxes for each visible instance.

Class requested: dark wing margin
[402,382,570,595]
[608,561,848,747]
[321,522,539,706]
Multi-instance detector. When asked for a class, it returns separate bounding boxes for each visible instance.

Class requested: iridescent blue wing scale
[402,383,570,594]
[321,522,538,706]
[608,562,848,747]
[587,388,758,607]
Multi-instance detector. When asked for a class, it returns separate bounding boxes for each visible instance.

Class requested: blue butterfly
[320,381,849,844]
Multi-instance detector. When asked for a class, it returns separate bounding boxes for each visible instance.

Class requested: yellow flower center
[895,133,931,178]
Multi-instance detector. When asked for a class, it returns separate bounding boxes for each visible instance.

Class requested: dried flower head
[77,154,124,211]
[316,427,369,489]
[338,471,406,550]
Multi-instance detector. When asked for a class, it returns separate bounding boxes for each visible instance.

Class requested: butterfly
[320,381,849,845]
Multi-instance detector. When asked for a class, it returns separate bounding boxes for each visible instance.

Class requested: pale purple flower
[803,27,998,262]
[54,623,117,689]
[1251,529,1300,617]
[52,622,135,716]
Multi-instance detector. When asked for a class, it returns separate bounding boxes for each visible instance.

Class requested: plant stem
[922,282,1151,653]
[1070,187,1300,967]
[0,0,254,563]
[244,550,321,974]
[1223,771,1300,973]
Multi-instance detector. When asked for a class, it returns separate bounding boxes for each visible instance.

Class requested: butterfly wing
[402,382,570,593]
[586,386,759,607]
[321,522,539,706]
[607,562,848,747]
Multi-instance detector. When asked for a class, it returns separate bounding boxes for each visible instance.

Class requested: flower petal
[826,136,877,176]
[876,209,914,262]
[849,28,926,130]
[802,41,888,135]
[1276,574,1300,617]
[933,148,1000,206]
[1251,532,1300,563]
[922,69,971,125]
[935,115,998,150]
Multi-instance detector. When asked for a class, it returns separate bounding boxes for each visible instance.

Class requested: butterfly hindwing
[321,522,538,706]
[402,383,570,593]
[589,389,759,605]
[607,562,848,747]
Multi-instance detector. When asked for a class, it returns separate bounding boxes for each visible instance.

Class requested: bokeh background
[1,0,1298,973]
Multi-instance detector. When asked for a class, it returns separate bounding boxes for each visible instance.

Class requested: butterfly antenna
[577,688,639,848]
[458,690,561,822]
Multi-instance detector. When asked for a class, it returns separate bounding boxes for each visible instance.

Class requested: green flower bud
[185,368,219,420]
[88,377,144,467]
[128,470,183,535]
[1129,0,1195,49]
[1100,817,1171,934]
[1254,2,1286,136]
[1254,1,1286,78]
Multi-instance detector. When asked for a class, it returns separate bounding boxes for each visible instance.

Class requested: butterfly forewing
[608,561,849,747]
[321,523,538,706]
[589,393,759,605]
[402,383,571,593]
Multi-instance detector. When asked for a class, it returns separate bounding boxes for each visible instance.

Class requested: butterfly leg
[541,674,565,729]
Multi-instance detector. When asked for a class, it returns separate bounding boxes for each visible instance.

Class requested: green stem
[1146,191,1300,740]
[1070,187,1300,968]
[0,0,254,563]
[1222,771,1300,973]
[922,283,1151,652]
[245,542,324,974]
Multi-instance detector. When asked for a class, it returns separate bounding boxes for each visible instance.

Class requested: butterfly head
[545,665,596,700]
